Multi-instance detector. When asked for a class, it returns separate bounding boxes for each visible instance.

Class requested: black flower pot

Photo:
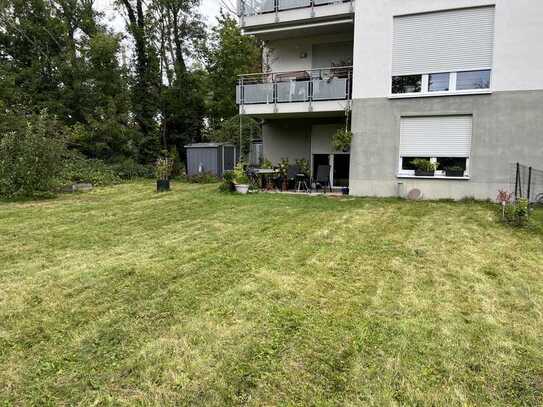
[445,170,465,177]
[342,187,349,195]
[415,170,435,177]
[157,179,170,192]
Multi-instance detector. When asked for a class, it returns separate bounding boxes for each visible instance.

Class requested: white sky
[94,0,224,33]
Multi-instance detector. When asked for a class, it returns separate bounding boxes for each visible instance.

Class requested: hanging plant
[332,128,353,152]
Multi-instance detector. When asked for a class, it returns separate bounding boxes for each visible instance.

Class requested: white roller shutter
[392,6,495,76]
[400,116,472,157]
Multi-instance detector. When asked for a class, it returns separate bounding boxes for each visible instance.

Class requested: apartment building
[237,0,543,199]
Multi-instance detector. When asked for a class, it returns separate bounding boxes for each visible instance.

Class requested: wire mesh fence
[512,162,543,204]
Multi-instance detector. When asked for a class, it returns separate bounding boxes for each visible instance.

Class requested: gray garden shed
[185,143,237,177]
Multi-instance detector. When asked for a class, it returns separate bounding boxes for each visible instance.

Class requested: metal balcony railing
[237,66,353,105]
[240,0,353,17]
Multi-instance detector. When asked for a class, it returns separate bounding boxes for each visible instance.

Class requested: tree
[116,0,161,161]
[147,0,207,158]
[206,12,261,130]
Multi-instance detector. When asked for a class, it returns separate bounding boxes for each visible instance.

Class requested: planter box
[235,184,249,194]
[415,170,435,177]
[445,170,465,177]
[157,179,170,192]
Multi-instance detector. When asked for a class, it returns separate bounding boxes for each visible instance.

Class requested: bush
[332,128,352,152]
[58,152,120,187]
[503,198,529,226]
[219,170,235,192]
[0,114,66,198]
[186,172,219,184]
[110,158,153,180]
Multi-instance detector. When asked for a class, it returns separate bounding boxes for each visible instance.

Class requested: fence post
[527,166,532,203]
[515,162,520,199]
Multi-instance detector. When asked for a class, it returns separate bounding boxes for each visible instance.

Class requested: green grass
[1,181,542,405]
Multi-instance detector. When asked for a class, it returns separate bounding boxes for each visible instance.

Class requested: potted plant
[277,158,289,191]
[444,165,465,177]
[233,162,250,194]
[295,158,310,177]
[411,158,438,176]
[332,128,352,152]
[155,156,173,192]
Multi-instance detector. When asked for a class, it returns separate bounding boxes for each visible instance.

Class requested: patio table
[253,168,279,190]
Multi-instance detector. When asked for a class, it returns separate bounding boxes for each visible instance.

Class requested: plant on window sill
[444,166,465,177]
[411,158,438,177]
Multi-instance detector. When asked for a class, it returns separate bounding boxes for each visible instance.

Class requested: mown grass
[1,181,542,405]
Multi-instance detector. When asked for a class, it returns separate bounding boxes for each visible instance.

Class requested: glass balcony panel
[312,77,348,100]
[313,0,346,5]
[278,0,310,11]
[242,83,274,104]
[242,0,275,16]
[236,85,241,104]
[276,81,309,102]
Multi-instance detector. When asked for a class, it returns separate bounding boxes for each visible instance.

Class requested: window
[392,75,422,94]
[437,157,467,171]
[391,6,495,96]
[456,70,491,90]
[429,73,450,92]
[399,116,472,177]
[392,70,492,95]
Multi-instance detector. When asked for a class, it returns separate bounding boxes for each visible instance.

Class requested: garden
[1,180,542,405]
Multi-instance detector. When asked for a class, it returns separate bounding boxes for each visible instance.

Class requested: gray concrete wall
[350,90,543,200]
[262,120,311,164]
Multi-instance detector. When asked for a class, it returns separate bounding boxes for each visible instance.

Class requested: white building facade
[237,0,543,199]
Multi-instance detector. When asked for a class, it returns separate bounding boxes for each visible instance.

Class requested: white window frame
[390,69,492,99]
[397,156,471,179]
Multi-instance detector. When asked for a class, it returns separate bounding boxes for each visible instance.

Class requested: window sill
[389,90,492,99]
[397,174,470,180]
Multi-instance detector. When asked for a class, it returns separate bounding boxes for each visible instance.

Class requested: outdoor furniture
[295,173,310,192]
[253,168,279,190]
[286,165,300,190]
[315,165,331,193]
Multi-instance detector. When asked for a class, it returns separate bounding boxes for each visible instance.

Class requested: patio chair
[286,165,300,190]
[315,165,331,193]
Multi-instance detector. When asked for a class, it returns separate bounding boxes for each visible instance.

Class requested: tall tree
[116,0,161,161]
[147,0,207,156]
[206,12,261,130]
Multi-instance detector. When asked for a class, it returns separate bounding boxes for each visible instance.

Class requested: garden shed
[185,143,237,177]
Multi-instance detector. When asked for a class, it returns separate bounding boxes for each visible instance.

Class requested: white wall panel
[353,0,543,98]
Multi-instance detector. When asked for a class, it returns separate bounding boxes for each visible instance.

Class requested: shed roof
[184,142,235,148]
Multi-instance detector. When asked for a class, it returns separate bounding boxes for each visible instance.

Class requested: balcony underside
[240,100,349,118]
[244,18,353,40]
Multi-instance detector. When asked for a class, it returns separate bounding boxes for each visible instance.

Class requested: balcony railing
[237,66,353,105]
[240,0,353,17]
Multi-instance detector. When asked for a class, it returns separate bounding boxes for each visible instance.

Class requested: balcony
[237,67,352,117]
[239,0,354,35]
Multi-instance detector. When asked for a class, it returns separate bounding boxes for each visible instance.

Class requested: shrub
[110,158,153,180]
[219,170,235,192]
[186,172,219,184]
[155,156,174,180]
[59,152,120,187]
[0,114,66,198]
[233,162,249,185]
[332,128,352,152]
[500,194,530,227]
[296,158,310,176]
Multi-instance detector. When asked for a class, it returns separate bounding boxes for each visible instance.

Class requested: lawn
[1,181,542,405]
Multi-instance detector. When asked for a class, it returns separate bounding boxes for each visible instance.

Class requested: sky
[94,0,224,33]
